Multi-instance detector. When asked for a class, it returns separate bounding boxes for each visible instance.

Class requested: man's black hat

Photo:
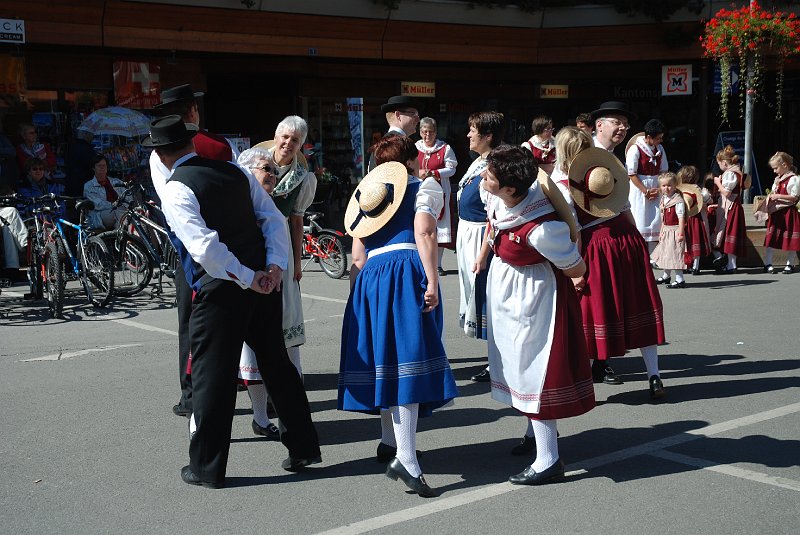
[380,95,418,113]
[590,101,637,122]
[141,115,199,147]
[155,84,204,109]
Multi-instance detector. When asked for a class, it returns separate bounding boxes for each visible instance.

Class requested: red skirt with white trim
[722,201,747,256]
[764,207,800,251]
[684,213,711,263]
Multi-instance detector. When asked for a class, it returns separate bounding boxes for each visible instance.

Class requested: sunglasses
[251,166,276,173]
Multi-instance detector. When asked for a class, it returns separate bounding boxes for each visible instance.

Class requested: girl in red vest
[651,172,687,288]
[711,145,747,274]
[763,151,800,273]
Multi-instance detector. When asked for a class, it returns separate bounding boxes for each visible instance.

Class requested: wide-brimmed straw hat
[537,167,579,242]
[677,183,703,218]
[567,147,630,218]
[625,131,645,155]
[253,139,308,168]
[344,162,409,238]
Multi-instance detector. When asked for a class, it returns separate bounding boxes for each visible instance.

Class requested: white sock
[640,345,659,377]
[764,247,774,266]
[662,271,670,280]
[380,409,396,447]
[524,417,534,438]
[674,270,684,283]
[727,254,737,270]
[692,257,700,270]
[247,383,271,427]
[530,419,559,472]
[786,251,798,267]
[189,413,197,438]
[287,345,302,378]
[391,404,421,477]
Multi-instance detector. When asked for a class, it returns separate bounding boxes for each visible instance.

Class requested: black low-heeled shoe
[508,459,566,486]
[180,465,224,489]
[655,274,671,285]
[386,458,439,498]
[252,420,280,441]
[281,454,322,472]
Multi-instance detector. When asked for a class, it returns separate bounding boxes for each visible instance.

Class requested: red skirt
[765,207,800,251]
[684,213,711,264]
[518,269,595,420]
[579,215,665,360]
[722,201,747,256]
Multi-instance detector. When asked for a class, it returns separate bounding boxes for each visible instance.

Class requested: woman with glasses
[15,123,57,181]
[522,115,556,175]
[17,157,65,218]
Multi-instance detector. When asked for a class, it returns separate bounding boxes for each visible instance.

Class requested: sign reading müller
[0,19,25,44]
[661,64,692,96]
[401,81,435,98]
[540,85,569,99]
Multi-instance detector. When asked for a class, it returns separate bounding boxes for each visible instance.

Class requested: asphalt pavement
[1,252,798,534]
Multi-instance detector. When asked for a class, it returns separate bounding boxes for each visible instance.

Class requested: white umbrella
[78,106,151,138]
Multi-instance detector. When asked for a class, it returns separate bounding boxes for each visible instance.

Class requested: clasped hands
[250,264,283,294]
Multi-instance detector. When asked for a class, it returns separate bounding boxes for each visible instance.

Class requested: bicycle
[301,209,347,279]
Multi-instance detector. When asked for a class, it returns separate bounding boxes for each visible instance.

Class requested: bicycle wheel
[26,242,44,300]
[44,241,64,319]
[82,236,115,307]
[114,233,153,296]
[316,232,347,279]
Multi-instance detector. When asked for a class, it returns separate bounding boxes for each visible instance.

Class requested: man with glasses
[590,101,635,155]
[368,95,420,171]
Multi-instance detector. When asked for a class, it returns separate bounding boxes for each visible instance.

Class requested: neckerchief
[635,137,662,167]
[488,183,554,231]
[660,191,683,213]
[528,136,554,158]
[458,156,487,189]
[270,149,309,197]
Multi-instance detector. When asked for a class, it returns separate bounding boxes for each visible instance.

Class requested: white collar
[172,152,198,171]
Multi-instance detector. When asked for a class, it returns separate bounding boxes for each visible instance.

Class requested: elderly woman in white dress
[416,117,458,275]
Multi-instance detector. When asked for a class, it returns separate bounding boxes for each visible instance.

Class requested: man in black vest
[144,116,321,488]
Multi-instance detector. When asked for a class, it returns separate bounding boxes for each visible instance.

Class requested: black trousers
[188,279,320,483]
[175,260,193,411]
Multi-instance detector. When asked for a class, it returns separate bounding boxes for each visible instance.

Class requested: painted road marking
[303,293,348,304]
[20,343,143,362]
[112,317,178,336]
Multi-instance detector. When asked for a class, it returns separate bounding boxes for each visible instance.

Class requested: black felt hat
[141,115,199,147]
[380,95,418,113]
[589,101,637,122]
[155,84,204,109]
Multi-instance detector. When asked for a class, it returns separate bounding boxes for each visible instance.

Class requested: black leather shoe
[437,267,446,276]
[691,268,701,275]
[508,459,565,485]
[592,361,623,385]
[281,454,322,472]
[712,255,727,269]
[649,375,666,400]
[511,435,536,456]
[471,368,491,382]
[172,403,191,418]
[656,274,671,285]
[665,281,686,289]
[252,420,280,440]
[782,266,794,274]
[180,465,224,489]
[385,458,439,498]
[764,264,773,273]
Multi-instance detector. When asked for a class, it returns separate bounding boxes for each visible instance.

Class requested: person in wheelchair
[0,186,29,281]
[83,154,126,230]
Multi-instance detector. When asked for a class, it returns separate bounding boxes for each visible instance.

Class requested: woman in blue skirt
[339,136,458,498]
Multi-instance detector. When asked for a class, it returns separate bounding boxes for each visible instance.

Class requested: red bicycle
[302,211,347,279]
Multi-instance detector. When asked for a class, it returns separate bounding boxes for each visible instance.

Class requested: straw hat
[536,167,579,243]
[344,162,409,238]
[567,148,630,218]
[677,183,703,218]
[253,139,308,169]
[625,131,645,155]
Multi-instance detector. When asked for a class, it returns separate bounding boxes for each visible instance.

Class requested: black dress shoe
[712,255,727,269]
[385,458,439,498]
[691,268,701,275]
[180,465,224,489]
[764,264,773,273]
[655,274,671,285]
[471,368,491,382]
[649,375,666,400]
[252,420,280,440]
[511,435,536,456]
[665,281,686,289]
[782,266,795,274]
[592,361,623,385]
[281,454,322,472]
[508,459,565,486]
[172,403,191,418]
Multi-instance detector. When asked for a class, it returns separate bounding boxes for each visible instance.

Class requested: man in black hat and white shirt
[145,115,322,488]
[367,95,420,171]
[590,101,635,155]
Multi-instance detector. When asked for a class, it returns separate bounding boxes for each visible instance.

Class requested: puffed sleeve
[437,144,458,180]
[701,188,713,203]
[658,145,669,172]
[415,176,444,219]
[625,146,640,175]
[527,220,583,270]
[787,175,800,197]
[675,200,686,218]
[721,170,739,192]
[292,171,318,216]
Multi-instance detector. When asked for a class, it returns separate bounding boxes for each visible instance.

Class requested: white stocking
[674,269,684,283]
[727,254,738,270]
[380,409,396,447]
[692,257,700,270]
[640,344,659,377]
[531,419,559,472]
[391,404,421,477]
[786,251,798,267]
[248,383,271,427]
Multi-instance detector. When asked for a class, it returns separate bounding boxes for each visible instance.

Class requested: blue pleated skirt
[338,248,458,417]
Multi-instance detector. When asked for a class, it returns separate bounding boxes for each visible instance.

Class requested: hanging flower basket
[701,1,800,123]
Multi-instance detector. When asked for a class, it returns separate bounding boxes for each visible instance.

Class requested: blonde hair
[554,126,592,174]
[676,165,699,185]
[716,145,740,165]
[768,151,795,172]
[658,171,677,186]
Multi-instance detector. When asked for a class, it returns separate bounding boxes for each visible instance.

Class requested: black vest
[170,156,266,286]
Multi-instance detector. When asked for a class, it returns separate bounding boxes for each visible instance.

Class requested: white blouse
[414,176,444,219]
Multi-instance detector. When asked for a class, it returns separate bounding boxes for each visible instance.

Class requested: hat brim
[536,168,579,243]
[625,132,645,156]
[344,162,409,238]
[590,107,637,123]
[154,91,204,109]
[141,123,199,147]
[677,183,703,218]
[253,140,308,169]
[567,147,630,218]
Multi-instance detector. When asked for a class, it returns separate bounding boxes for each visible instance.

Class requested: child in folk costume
[474,145,594,485]
[762,152,800,274]
[711,145,747,274]
[625,119,668,254]
[652,172,688,289]
[676,166,711,275]
[568,146,667,399]
[522,115,556,175]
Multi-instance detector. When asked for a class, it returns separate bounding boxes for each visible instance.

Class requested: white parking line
[112,317,178,336]
[316,401,800,535]
[20,343,143,362]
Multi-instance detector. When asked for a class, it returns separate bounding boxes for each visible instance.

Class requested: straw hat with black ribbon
[536,167,579,243]
[567,147,630,218]
[677,183,703,218]
[344,162,409,238]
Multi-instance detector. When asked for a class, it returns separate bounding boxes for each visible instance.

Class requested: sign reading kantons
[540,85,569,99]
[401,81,436,98]
[0,19,25,44]
[662,64,692,96]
